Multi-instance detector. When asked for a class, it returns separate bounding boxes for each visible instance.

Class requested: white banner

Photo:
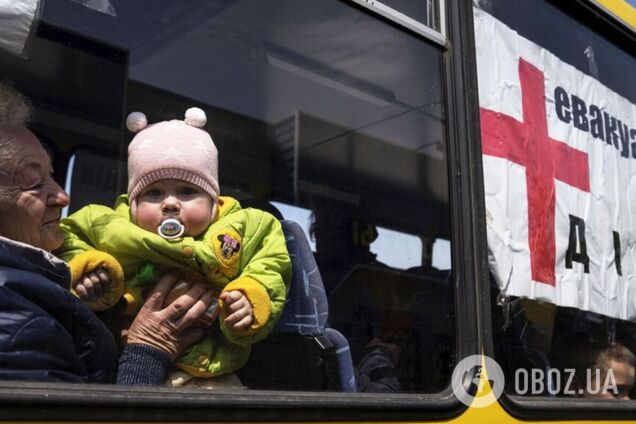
[0,0,39,57]
[474,9,636,321]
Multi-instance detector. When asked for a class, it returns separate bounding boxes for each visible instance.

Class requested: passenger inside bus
[573,342,635,400]
[0,80,215,385]
[309,196,406,392]
[56,109,291,388]
[552,308,636,400]
[310,196,385,356]
[355,335,402,393]
[313,196,453,392]
[310,196,385,296]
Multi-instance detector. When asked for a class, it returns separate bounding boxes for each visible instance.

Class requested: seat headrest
[273,220,328,335]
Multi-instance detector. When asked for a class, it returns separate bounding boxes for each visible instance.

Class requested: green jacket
[56,195,290,377]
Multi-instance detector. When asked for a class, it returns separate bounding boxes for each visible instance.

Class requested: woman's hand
[124,271,214,360]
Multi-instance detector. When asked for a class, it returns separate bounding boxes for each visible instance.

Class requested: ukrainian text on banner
[474,9,636,320]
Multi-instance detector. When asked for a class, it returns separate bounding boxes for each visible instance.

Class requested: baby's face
[134,179,215,238]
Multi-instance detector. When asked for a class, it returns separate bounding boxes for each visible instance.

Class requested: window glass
[1,0,453,395]
[476,0,636,401]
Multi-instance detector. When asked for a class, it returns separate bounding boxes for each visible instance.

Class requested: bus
[0,0,634,421]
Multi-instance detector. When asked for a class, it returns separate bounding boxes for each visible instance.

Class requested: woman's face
[0,128,70,251]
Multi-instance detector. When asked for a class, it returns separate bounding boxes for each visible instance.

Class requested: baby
[56,108,290,383]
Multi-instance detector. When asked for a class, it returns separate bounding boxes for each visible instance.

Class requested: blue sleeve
[117,344,171,386]
[355,346,402,393]
[0,315,88,383]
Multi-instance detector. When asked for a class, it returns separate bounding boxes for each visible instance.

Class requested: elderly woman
[0,81,213,384]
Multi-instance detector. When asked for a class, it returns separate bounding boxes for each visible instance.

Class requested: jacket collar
[0,236,70,288]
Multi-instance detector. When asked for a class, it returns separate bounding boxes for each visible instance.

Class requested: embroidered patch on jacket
[211,228,242,277]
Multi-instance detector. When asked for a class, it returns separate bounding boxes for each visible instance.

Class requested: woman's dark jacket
[0,236,168,384]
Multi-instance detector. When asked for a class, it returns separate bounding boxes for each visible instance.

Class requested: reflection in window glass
[432,238,451,270]
[370,227,422,270]
[272,201,315,250]
[1,0,454,394]
[271,201,426,271]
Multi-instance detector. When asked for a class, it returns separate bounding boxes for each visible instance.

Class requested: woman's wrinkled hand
[124,271,214,360]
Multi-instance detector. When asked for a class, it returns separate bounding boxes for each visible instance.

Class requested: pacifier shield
[158,218,184,239]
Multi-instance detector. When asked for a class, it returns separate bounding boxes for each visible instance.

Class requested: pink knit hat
[126,108,219,207]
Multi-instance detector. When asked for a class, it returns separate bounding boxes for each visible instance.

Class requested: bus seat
[237,220,356,392]
[273,219,328,335]
[323,327,357,391]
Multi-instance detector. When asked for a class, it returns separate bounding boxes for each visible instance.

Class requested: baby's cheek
[134,203,161,233]
[184,210,213,236]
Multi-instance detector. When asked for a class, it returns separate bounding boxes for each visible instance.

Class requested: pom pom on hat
[126,112,148,133]
[184,107,206,128]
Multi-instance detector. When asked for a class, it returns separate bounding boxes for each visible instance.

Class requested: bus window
[0,0,457,407]
[475,0,636,412]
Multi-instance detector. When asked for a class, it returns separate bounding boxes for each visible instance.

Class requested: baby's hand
[219,290,253,331]
[74,268,110,301]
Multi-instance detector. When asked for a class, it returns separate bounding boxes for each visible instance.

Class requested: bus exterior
[0,0,634,422]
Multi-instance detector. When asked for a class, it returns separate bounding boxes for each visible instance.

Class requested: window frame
[345,0,447,46]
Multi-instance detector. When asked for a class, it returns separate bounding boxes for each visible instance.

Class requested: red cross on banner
[480,59,591,286]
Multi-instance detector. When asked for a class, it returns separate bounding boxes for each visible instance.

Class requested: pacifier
[158,218,184,239]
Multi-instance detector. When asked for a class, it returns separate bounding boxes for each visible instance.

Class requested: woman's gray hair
[0,80,31,134]
[0,81,32,172]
